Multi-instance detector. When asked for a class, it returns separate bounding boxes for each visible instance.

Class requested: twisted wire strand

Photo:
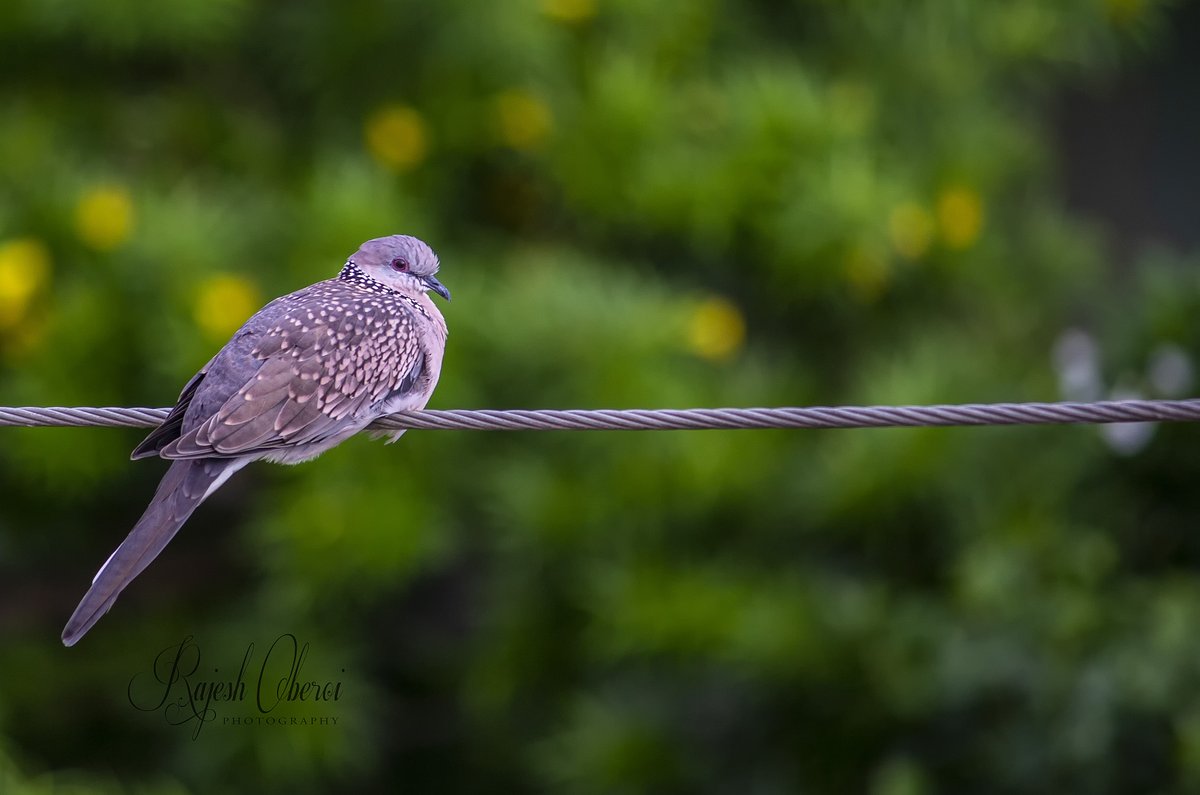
[0,399,1198,432]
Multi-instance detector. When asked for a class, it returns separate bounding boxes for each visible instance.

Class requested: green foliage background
[0,0,1198,792]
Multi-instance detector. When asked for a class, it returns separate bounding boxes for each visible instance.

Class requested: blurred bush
[0,0,1197,793]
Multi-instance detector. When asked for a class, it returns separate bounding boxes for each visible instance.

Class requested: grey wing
[129,293,296,460]
[130,357,216,460]
[159,286,428,460]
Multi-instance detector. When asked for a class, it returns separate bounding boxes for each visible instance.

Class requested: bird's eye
[390,257,410,272]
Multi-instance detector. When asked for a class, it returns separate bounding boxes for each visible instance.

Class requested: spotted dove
[62,235,450,646]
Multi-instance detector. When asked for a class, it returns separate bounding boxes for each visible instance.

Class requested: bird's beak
[424,275,451,301]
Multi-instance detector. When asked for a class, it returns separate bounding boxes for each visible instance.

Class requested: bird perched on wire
[61,235,450,646]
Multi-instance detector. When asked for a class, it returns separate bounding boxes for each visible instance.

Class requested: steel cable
[0,399,1197,432]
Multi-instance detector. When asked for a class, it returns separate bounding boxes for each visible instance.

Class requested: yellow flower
[194,274,260,341]
[888,202,934,261]
[686,297,745,361]
[75,186,135,251]
[364,105,429,172]
[937,186,985,250]
[494,90,554,151]
[843,244,890,301]
[0,238,51,330]
[542,0,596,24]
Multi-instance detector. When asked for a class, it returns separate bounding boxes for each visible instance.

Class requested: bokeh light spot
[542,0,597,24]
[494,90,554,151]
[830,81,875,136]
[365,105,429,172]
[194,274,260,340]
[937,186,985,250]
[75,186,135,251]
[888,202,934,261]
[686,297,745,361]
[1105,0,1146,27]
[844,244,890,301]
[0,238,51,330]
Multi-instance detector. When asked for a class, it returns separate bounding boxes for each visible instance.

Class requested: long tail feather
[61,458,244,646]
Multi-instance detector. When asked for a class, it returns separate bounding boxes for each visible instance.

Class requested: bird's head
[350,235,451,301]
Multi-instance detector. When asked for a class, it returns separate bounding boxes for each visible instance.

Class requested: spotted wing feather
[159,281,427,460]
[130,362,213,460]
